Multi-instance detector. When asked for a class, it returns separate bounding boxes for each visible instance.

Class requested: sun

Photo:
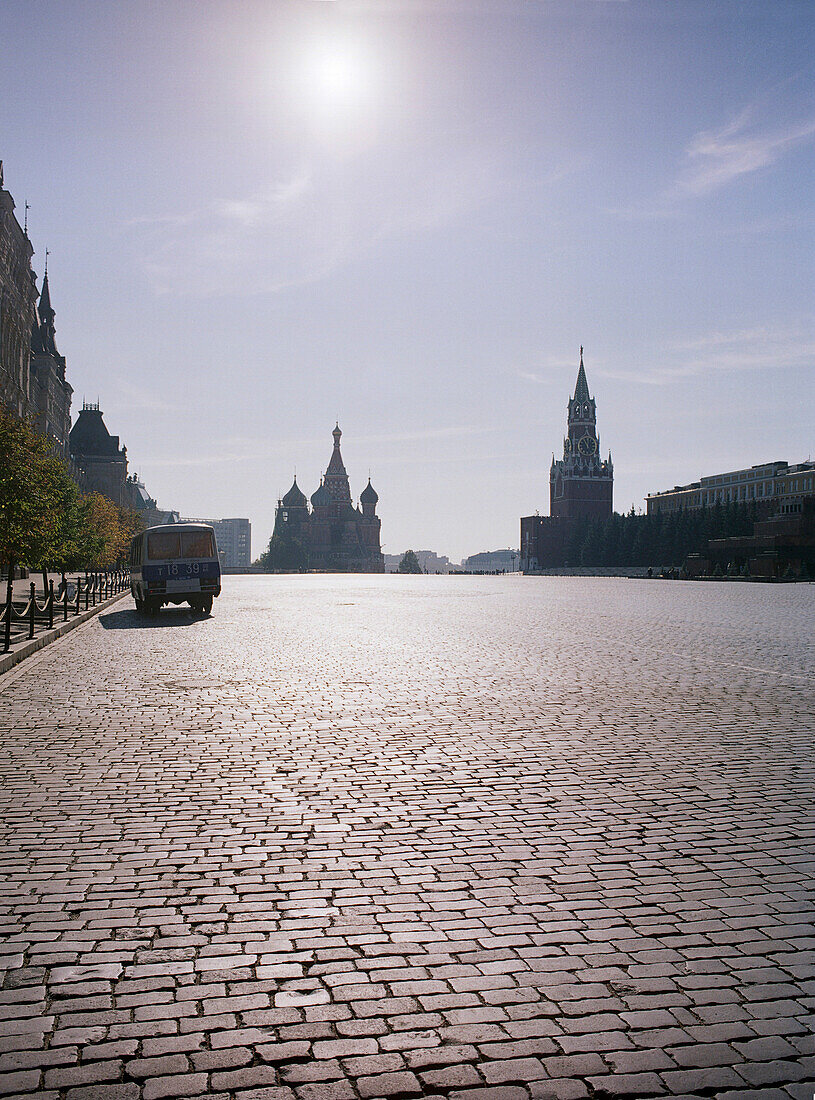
[300,36,373,116]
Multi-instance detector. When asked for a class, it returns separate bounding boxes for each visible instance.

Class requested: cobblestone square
[0,576,813,1099]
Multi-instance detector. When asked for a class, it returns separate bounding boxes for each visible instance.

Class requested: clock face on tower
[577,435,597,456]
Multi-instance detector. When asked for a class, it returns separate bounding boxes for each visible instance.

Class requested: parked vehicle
[130,524,221,615]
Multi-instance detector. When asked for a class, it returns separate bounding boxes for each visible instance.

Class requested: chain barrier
[1,569,129,653]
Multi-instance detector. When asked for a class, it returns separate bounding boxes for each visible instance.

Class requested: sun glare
[301,37,373,116]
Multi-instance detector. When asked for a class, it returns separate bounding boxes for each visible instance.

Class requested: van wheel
[201,595,213,615]
[189,597,202,612]
[145,598,160,616]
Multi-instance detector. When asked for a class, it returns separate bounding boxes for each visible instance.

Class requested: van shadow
[99,607,209,629]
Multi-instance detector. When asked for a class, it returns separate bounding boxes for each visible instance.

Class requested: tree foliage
[548,501,759,568]
[257,529,307,572]
[397,549,423,574]
[0,408,142,573]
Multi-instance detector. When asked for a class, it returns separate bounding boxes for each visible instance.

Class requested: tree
[1,410,75,647]
[397,549,423,574]
[257,530,307,572]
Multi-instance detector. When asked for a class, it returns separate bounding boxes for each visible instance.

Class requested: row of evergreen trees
[560,501,759,568]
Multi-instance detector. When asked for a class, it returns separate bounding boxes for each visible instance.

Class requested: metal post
[29,582,35,639]
[48,580,54,630]
[3,563,13,653]
[63,574,69,622]
[84,576,89,611]
[76,578,81,616]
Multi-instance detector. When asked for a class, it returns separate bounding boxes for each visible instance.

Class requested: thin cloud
[595,325,815,386]
[612,99,815,220]
[129,153,513,298]
[674,109,815,198]
[135,422,500,469]
[513,352,592,385]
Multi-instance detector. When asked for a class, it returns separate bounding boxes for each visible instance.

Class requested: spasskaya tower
[549,347,613,521]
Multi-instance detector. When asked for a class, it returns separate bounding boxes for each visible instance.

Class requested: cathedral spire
[39,268,53,321]
[31,267,59,358]
[573,346,590,404]
[326,422,347,476]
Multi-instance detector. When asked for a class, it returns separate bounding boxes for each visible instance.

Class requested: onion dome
[360,478,378,505]
[282,476,307,508]
[311,479,331,507]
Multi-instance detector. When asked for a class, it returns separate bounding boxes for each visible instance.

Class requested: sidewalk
[0,577,130,676]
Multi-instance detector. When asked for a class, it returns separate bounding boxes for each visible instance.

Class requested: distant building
[0,161,37,421]
[647,460,815,518]
[69,403,129,506]
[273,424,383,572]
[384,550,452,573]
[464,549,519,573]
[686,497,815,580]
[214,518,251,568]
[128,474,179,528]
[182,517,252,568]
[70,402,177,523]
[521,350,613,571]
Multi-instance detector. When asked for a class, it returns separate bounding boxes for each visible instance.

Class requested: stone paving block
[46,1043,116,1081]
[65,1088,140,1100]
[232,1091,295,1100]
[421,1063,484,1089]
[211,1066,279,1091]
[735,1060,810,1086]
[587,1072,668,1096]
[140,1073,209,1099]
[356,1069,423,1096]
[292,1083,355,1100]
[449,1088,529,1100]
[481,1056,547,1083]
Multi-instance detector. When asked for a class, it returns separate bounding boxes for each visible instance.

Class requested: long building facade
[273,425,384,572]
[646,460,815,518]
[521,350,613,571]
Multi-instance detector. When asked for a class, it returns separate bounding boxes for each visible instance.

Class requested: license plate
[167,578,198,592]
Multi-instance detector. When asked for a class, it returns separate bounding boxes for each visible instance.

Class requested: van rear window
[148,531,181,560]
[147,530,215,560]
[181,531,215,559]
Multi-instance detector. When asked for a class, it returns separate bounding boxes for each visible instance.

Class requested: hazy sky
[2,0,813,560]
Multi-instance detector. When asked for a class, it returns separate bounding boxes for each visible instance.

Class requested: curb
[0,591,130,677]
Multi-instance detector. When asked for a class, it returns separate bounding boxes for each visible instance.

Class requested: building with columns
[273,425,384,572]
[521,349,614,571]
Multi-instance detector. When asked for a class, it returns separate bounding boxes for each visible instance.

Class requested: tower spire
[573,345,590,403]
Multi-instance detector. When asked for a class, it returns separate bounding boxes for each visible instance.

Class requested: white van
[130,523,221,615]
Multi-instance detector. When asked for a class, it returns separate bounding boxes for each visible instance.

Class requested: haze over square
[1,0,813,559]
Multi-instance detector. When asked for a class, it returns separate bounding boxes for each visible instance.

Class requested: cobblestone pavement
[0,575,813,1100]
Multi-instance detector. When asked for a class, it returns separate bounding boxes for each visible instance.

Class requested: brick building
[521,350,613,571]
[273,425,383,572]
